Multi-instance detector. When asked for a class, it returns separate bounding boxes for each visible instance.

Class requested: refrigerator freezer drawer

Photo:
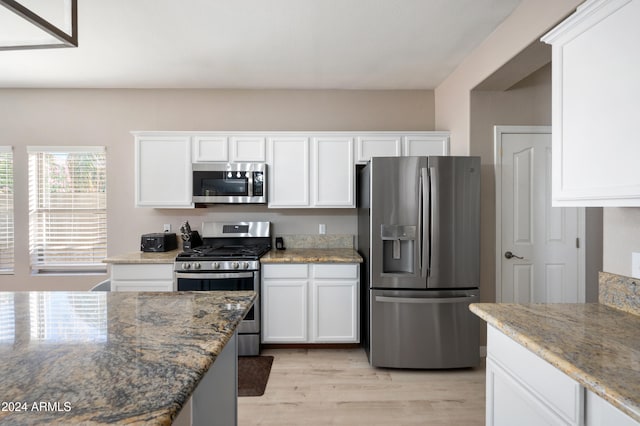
[369,289,480,369]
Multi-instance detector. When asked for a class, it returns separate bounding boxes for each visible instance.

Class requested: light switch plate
[632,252,640,279]
[319,224,326,235]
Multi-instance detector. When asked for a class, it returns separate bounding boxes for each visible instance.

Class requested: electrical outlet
[163,224,171,233]
[319,224,326,235]
[632,252,640,279]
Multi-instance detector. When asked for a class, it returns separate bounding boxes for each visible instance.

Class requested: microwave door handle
[247,171,254,197]
[420,167,430,278]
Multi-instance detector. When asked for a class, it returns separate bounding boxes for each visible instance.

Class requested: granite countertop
[470,302,640,422]
[261,248,363,263]
[102,249,180,264]
[0,290,255,425]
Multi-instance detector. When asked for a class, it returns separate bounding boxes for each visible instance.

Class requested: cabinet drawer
[111,264,174,280]
[262,264,308,279]
[488,326,583,425]
[111,280,174,292]
[313,264,358,279]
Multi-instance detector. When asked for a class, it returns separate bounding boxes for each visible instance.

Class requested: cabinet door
[542,0,640,206]
[313,137,354,207]
[356,135,401,164]
[486,358,570,426]
[262,279,308,342]
[402,134,449,156]
[135,135,193,208]
[585,390,638,426]
[268,137,310,207]
[231,136,266,162]
[193,136,228,162]
[111,264,175,292]
[310,279,358,342]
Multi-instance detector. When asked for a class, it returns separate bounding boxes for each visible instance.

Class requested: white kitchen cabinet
[541,0,640,206]
[312,137,354,207]
[230,136,266,162]
[402,133,449,156]
[261,263,359,344]
[356,135,402,163]
[267,136,310,207]
[310,264,359,342]
[192,135,265,163]
[486,326,584,425]
[586,390,638,426]
[262,264,309,342]
[487,326,640,426]
[110,264,175,292]
[134,134,193,208]
[192,136,229,162]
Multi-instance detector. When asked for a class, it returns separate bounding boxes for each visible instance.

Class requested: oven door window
[193,171,248,197]
[177,274,255,321]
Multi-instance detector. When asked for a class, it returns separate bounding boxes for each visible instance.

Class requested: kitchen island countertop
[260,248,363,264]
[0,290,255,425]
[470,302,640,422]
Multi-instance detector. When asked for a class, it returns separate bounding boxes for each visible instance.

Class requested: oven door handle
[175,272,255,280]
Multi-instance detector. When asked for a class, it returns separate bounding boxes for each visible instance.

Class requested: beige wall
[603,208,640,276]
[0,88,435,291]
[434,0,583,155]
[470,65,554,305]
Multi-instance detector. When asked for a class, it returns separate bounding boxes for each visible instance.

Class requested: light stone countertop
[470,302,640,422]
[260,248,363,263]
[102,249,180,264]
[0,291,255,425]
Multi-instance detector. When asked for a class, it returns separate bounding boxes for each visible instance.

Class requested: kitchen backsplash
[599,271,640,316]
[274,234,354,249]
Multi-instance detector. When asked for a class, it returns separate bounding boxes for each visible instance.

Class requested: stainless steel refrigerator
[357,156,480,369]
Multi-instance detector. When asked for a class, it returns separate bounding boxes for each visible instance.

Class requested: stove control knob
[212,262,220,270]
[182,263,191,270]
[193,262,201,270]
[242,262,250,269]
[232,261,239,269]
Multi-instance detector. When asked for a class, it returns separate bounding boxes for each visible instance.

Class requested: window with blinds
[0,147,13,274]
[28,147,107,274]
[0,293,15,343]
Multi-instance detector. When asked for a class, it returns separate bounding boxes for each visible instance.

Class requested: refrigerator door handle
[420,167,430,278]
[375,295,476,304]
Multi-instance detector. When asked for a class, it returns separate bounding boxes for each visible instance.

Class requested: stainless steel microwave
[192,163,267,204]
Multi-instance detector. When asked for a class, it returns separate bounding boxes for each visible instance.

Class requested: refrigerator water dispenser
[381,225,416,274]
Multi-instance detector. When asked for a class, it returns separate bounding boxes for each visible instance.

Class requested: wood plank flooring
[238,348,485,425]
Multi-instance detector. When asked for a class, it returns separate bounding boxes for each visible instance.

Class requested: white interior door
[495,126,584,303]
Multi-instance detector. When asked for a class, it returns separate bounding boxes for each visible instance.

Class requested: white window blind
[0,293,15,343]
[0,147,14,274]
[28,147,107,273]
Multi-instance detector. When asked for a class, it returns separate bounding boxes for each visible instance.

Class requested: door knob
[504,251,523,260]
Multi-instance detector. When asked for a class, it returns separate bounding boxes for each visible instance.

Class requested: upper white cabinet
[192,135,266,163]
[135,134,193,208]
[402,133,449,156]
[267,135,355,208]
[268,136,310,207]
[355,132,450,164]
[542,0,640,206]
[192,135,228,162]
[230,136,266,162]
[313,137,354,207]
[135,131,449,209]
[356,135,402,163]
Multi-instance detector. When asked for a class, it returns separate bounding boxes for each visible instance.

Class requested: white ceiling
[0,0,524,89]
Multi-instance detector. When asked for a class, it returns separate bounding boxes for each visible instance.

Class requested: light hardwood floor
[238,348,485,425]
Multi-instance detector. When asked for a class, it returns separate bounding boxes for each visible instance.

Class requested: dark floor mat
[238,356,274,397]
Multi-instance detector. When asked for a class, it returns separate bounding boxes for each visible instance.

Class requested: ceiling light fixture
[0,0,77,51]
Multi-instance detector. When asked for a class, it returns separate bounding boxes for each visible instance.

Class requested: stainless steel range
[174,221,271,356]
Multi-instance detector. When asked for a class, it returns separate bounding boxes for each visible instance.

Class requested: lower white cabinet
[110,264,175,292]
[262,263,359,343]
[487,326,638,426]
